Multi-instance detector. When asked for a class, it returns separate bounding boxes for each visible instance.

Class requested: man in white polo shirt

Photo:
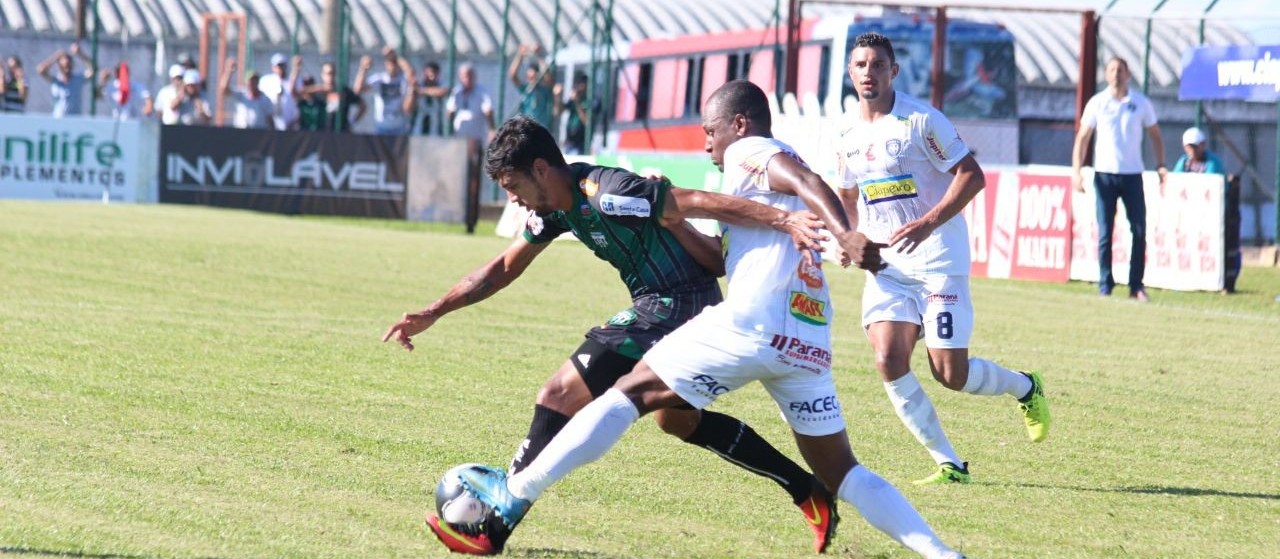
[1071,56,1167,302]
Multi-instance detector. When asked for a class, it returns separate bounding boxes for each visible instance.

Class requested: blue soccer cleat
[456,464,533,530]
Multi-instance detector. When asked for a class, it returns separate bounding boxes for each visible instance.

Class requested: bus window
[701,55,729,109]
[817,45,831,108]
[635,62,653,120]
[684,57,703,117]
[727,53,742,81]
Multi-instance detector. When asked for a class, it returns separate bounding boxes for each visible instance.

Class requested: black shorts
[584,287,722,360]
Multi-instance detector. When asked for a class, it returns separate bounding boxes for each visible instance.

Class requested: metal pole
[497,0,512,121]
[930,6,947,110]
[773,0,783,101]
[398,0,408,54]
[1142,0,1169,94]
[551,0,562,59]
[89,0,100,116]
[1195,0,1223,128]
[335,0,349,132]
[446,0,459,134]
[601,0,614,147]
[293,9,301,56]
[587,0,599,152]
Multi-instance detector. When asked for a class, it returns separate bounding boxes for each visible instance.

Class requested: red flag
[117,62,131,106]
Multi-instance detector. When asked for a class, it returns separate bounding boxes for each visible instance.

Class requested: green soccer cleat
[912,462,971,486]
[1018,371,1050,442]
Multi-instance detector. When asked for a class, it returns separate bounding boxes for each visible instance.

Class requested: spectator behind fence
[1173,126,1241,294]
[154,64,185,124]
[36,43,93,117]
[1071,56,1166,303]
[300,62,365,132]
[507,44,555,130]
[168,69,212,125]
[295,75,325,131]
[414,60,448,135]
[556,71,599,155]
[258,53,300,130]
[446,62,494,143]
[220,58,274,129]
[2,56,28,113]
[177,52,197,71]
[98,63,153,121]
[355,47,416,135]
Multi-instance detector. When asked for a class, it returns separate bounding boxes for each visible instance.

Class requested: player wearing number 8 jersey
[835,32,1051,485]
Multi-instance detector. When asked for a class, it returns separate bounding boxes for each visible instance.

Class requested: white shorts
[862,271,974,349]
[643,308,845,437]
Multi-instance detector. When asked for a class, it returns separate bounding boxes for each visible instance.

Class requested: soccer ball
[435,464,494,527]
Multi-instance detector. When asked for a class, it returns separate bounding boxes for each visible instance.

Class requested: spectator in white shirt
[219,58,274,129]
[258,53,299,130]
[97,62,153,121]
[445,62,494,143]
[354,47,416,135]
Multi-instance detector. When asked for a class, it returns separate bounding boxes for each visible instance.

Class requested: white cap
[1183,127,1207,146]
[182,69,202,84]
[168,64,185,79]
[271,53,288,66]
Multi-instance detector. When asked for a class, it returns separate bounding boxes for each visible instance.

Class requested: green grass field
[2,201,1278,559]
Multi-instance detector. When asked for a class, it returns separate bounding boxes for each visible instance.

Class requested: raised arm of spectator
[95,67,113,97]
[352,55,372,95]
[219,58,236,95]
[507,44,528,89]
[288,54,303,96]
[36,50,63,81]
[68,43,94,79]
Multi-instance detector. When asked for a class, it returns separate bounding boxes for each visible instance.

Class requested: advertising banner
[0,114,156,202]
[159,126,408,218]
[1179,44,1280,102]
[965,169,1072,282]
[1070,170,1225,291]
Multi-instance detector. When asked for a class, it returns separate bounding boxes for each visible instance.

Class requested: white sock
[963,358,1033,399]
[884,372,963,466]
[838,465,959,559]
[507,388,640,501]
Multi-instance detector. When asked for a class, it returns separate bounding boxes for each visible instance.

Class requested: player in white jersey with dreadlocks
[835,32,1051,486]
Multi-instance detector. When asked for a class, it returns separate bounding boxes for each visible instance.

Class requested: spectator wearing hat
[167,69,211,125]
[219,58,274,129]
[1173,126,1240,293]
[1,55,28,113]
[97,62,153,121]
[36,43,93,117]
[155,64,186,124]
[258,53,300,130]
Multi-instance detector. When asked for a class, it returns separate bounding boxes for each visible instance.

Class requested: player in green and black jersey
[385,115,840,554]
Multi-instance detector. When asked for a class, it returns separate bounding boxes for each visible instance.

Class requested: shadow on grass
[995,482,1280,500]
[0,548,229,559]
[507,548,627,559]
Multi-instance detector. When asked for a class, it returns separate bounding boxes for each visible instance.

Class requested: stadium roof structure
[0,0,1255,88]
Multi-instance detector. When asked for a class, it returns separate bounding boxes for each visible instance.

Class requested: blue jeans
[1094,172,1146,293]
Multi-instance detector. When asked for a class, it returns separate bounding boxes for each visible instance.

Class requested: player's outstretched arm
[382,237,549,351]
[663,187,826,253]
[888,154,984,254]
[766,154,886,271]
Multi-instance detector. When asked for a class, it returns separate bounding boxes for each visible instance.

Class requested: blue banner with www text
[1179,44,1280,102]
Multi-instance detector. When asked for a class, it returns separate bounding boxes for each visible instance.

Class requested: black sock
[683,410,814,504]
[508,404,571,474]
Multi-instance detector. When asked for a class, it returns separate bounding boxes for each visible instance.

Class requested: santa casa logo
[788,292,828,325]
